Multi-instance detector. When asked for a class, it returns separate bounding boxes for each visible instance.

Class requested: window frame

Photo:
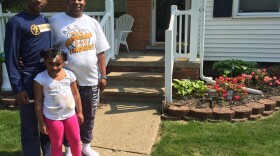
[232,0,280,18]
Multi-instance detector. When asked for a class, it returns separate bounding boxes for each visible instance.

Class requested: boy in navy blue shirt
[4,0,51,155]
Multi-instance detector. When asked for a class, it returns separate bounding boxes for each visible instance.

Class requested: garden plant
[172,61,280,108]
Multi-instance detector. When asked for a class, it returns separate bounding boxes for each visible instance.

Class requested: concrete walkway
[90,102,161,156]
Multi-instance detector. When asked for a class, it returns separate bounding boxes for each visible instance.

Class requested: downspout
[199,0,263,95]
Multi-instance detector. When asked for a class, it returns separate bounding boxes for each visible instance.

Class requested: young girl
[34,49,84,156]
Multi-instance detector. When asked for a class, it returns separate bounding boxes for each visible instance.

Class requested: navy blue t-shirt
[4,12,51,98]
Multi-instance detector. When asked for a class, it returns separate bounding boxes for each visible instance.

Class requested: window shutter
[213,0,233,17]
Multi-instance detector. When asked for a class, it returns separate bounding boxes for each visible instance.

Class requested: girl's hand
[39,122,48,135]
[77,112,84,125]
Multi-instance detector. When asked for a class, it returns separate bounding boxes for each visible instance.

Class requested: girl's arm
[71,81,84,124]
[34,81,48,134]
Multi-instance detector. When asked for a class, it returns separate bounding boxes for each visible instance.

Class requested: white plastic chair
[114,14,134,55]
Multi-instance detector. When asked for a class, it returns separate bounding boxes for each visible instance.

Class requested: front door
[151,0,187,44]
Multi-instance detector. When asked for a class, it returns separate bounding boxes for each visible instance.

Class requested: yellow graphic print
[30,24,40,35]
[64,25,94,54]
[30,24,50,36]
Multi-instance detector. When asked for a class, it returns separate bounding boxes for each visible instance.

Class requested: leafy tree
[0,0,26,12]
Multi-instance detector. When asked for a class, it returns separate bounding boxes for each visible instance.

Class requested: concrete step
[107,72,164,87]
[101,86,165,104]
[110,51,165,66]
[107,52,165,73]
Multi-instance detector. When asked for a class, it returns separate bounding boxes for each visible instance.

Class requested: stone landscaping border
[162,96,280,122]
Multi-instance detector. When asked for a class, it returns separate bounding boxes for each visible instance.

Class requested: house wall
[45,0,67,12]
[203,0,280,62]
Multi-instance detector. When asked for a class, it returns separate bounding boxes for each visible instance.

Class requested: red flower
[234,96,240,101]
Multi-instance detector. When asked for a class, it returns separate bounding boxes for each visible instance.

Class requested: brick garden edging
[161,96,280,122]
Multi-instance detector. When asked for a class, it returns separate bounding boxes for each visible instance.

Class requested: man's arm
[4,19,28,104]
[97,52,107,91]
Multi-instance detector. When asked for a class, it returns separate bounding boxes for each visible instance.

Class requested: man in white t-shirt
[49,0,110,155]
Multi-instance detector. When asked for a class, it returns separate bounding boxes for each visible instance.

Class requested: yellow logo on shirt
[30,24,51,36]
[30,24,40,35]
[64,25,94,54]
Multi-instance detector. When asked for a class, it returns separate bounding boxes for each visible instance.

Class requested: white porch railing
[165,0,201,104]
[0,0,114,91]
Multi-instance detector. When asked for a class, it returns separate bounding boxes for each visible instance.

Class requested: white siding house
[203,0,280,62]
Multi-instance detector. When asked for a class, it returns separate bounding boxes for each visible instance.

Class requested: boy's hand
[77,112,84,125]
[15,91,29,105]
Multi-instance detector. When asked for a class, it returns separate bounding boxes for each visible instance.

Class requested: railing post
[189,0,199,61]
[165,5,177,105]
[0,3,12,91]
[0,3,3,53]
[105,0,115,60]
[171,5,177,15]
[165,29,173,105]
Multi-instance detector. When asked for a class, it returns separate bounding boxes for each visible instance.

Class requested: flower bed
[163,65,280,122]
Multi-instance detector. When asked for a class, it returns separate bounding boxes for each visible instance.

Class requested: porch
[0,0,204,106]
[0,50,199,107]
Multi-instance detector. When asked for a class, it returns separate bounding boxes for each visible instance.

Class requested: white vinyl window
[233,0,280,18]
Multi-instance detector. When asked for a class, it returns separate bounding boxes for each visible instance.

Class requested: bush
[212,58,257,77]
[172,79,208,98]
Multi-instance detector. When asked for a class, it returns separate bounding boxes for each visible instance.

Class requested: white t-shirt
[49,13,110,86]
[34,69,76,120]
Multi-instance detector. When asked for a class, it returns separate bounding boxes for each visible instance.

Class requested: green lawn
[0,110,21,155]
[2,110,280,156]
[152,112,280,156]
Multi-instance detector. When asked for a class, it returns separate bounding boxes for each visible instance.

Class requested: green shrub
[212,58,257,77]
[172,79,207,98]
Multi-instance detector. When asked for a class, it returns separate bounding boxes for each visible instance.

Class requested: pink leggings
[44,115,81,156]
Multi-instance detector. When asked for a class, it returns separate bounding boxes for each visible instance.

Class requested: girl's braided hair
[40,48,68,62]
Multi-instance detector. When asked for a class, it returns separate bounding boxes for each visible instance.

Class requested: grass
[2,109,280,156]
[152,111,280,156]
[0,110,21,155]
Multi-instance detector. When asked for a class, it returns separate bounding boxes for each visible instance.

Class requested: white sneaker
[82,143,99,156]
[64,146,72,156]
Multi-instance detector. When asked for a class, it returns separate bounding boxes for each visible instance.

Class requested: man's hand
[15,91,29,105]
[98,79,107,92]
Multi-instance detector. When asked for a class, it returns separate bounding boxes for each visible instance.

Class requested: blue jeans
[19,103,50,156]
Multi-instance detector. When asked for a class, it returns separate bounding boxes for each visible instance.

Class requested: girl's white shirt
[34,69,76,120]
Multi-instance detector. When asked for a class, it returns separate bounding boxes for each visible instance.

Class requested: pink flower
[258,69,261,73]
[251,72,255,75]
[222,94,227,98]
[234,96,240,101]
[269,83,273,86]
